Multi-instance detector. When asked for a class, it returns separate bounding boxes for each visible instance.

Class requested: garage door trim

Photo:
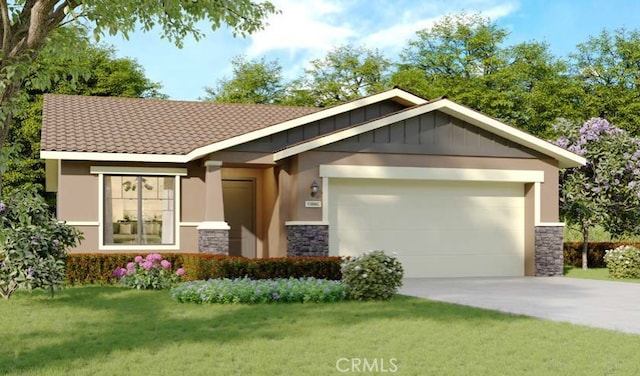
[319,165,544,224]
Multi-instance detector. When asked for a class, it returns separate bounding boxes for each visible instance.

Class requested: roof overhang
[273,99,586,168]
[41,88,428,163]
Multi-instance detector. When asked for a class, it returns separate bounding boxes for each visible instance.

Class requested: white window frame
[91,166,187,251]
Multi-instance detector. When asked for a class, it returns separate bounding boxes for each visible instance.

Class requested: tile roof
[41,94,322,155]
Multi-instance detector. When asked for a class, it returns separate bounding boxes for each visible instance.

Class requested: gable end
[317,110,546,159]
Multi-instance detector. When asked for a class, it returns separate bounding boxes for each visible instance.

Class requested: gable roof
[273,98,586,168]
[40,88,427,163]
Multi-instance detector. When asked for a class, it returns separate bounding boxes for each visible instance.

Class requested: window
[103,175,175,245]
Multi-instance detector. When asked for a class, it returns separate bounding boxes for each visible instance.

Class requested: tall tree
[288,45,391,107]
[0,0,276,194]
[570,29,640,134]
[394,13,580,137]
[2,26,165,199]
[204,55,285,104]
[553,118,640,269]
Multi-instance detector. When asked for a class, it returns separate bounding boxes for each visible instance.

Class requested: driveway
[400,277,640,335]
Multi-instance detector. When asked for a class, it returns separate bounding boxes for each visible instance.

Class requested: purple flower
[30,236,38,244]
[146,253,163,262]
[272,292,280,300]
[113,268,127,278]
[141,260,154,270]
[134,255,143,263]
[160,260,171,269]
[0,202,6,212]
[592,187,601,194]
[27,267,35,277]
[52,239,60,247]
[126,262,136,270]
[176,268,185,276]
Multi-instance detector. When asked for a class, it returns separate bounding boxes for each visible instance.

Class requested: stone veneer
[198,229,229,254]
[286,225,329,257]
[535,226,564,276]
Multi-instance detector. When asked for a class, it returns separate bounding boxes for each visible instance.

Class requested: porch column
[198,160,230,254]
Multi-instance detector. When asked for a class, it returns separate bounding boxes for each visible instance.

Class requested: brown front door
[222,179,256,258]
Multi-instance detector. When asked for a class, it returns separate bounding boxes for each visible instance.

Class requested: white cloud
[246,0,356,56]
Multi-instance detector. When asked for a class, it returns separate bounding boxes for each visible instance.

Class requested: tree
[288,45,391,107]
[553,118,640,269]
[570,29,640,134]
[204,55,285,104]
[0,0,276,194]
[2,26,165,201]
[394,13,580,137]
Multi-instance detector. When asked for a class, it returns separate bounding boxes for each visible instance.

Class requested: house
[40,88,585,278]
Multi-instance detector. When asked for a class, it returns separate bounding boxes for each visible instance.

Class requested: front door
[222,179,256,258]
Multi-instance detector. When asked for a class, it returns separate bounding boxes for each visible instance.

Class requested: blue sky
[103,0,640,101]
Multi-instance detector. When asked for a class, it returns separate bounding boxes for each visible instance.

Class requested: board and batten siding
[318,110,545,158]
[228,100,406,153]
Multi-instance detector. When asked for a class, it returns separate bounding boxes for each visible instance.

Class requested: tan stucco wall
[58,161,99,221]
[290,151,560,223]
[181,162,206,222]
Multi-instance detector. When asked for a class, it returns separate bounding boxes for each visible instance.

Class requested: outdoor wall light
[310,181,320,197]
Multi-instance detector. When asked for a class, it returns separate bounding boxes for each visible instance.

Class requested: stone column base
[198,229,229,255]
[535,226,564,276]
[286,224,329,257]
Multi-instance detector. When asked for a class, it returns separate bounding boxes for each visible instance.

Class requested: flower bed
[171,277,347,304]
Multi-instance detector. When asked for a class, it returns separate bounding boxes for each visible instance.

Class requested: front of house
[40,88,585,278]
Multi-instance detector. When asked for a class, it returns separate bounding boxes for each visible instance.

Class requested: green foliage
[394,13,580,137]
[205,55,285,104]
[171,277,347,304]
[603,245,640,279]
[288,45,391,107]
[570,28,640,134]
[113,254,184,290]
[340,251,404,301]
[0,188,83,299]
[562,242,640,268]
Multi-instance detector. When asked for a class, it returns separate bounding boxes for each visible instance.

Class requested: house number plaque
[305,201,322,208]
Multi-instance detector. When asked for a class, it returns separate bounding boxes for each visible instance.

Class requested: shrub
[171,277,347,304]
[66,254,342,285]
[341,250,404,301]
[0,188,83,299]
[113,253,185,290]
[603,245,640,279]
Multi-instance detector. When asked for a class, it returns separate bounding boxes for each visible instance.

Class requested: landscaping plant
[603,245,640,279]
[0,188,82,299]
[171,277,347,304]
[340,250,404,301]
[113,253,185,290]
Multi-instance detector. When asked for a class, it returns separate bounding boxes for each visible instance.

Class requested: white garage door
[328,178,525,278]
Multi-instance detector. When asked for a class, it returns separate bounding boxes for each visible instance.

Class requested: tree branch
[0,0,11,54]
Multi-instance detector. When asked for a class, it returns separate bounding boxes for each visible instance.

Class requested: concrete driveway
[400,277,640,335]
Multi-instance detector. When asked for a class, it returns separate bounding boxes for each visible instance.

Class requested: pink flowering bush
[113,253,185,290]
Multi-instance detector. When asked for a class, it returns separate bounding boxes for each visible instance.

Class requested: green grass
[2,287,640,375]
[564,266,640,283]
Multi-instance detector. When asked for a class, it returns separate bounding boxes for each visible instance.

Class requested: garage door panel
[329,178,525,278]
[400,255,524,278]
[333,229,524,255]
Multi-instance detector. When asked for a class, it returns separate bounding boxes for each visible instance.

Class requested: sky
[103,0,640,101]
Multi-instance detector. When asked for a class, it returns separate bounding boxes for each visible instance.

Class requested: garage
[328,178,525,278]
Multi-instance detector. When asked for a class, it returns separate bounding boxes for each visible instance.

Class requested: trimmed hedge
[563,242,640,268]
[65,253,343,285]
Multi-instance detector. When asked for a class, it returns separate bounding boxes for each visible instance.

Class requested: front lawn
[1,286,639,375]
[564,266,640,283]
